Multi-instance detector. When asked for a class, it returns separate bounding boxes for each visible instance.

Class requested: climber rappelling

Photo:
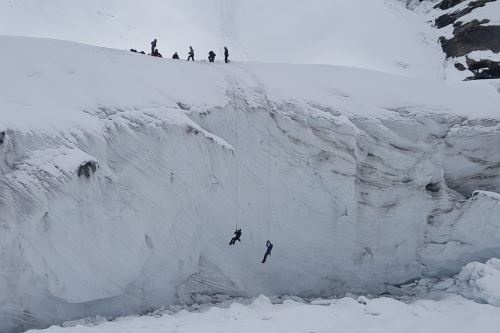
[229,228,242,246]
[261,240,273,263]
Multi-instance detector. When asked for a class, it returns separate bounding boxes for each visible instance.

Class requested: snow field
[0,0,445,77]
[25,295,500,333]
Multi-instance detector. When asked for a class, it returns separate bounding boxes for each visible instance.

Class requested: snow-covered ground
[25,295,500,333]
[0,0,445,77]
[22,258,500,332]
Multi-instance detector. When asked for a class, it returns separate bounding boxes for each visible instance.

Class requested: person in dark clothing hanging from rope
[229,228,242,245]
[224,46,229,63]
[187,46,195,61]
[172,52,180,59]
[261,240,273,263]
[208,50,216,62]
[151,39,157,55]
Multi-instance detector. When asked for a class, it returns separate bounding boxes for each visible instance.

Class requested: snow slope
[0,0,445,77]
[1,36,500,331]
[25,295,500,333]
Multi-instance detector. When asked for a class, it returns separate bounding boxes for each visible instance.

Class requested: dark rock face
[433,0,500,80]
[77,161,98,178]
[441,20,500,57]
[434,0,467,10]
[465,57,500,79]
[454,62,467,70]
[0,131,5,144]
[435,0,495,28]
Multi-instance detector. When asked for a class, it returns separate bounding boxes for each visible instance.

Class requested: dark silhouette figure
[152,49,162,58]
[208,51,216,62]
[261,240,273,263]
[224,47,229,63]
[229,229,242,245]
[172,52,180,59]
[151,39,157,55]
[187,46,195,61]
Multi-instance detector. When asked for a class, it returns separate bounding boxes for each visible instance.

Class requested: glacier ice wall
[1,37,500,332]
[2,97,500,332]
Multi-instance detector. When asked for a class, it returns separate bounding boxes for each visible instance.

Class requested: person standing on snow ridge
[151,39,157,55]
[261,240,273,263]
[224,46,229,63]
[187,46,195,61]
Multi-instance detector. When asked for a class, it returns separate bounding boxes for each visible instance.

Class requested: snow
[467,50,500,62]
[1,37,498,134]
[24,295,500,333]
[458,0,500,26]
[1,1,500,330]
[431,258,500,306]
[0,0,445,77]
[2,35,500,332]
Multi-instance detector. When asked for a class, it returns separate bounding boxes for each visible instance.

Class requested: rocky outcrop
[434,0,468,10]
[440,20,500,57]
[435,0,495,28]
[432,0,500,80]
[465,56,500,79]
[77,161,98,178]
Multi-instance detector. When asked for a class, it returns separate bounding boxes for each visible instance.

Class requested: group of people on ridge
[135,39,274,263]
[229,229,274,264]
[132,39,230,63]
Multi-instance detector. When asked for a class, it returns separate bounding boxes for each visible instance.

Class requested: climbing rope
[266,99,272,241]
[233,93,239,231]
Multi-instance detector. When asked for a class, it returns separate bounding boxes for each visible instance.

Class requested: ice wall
[1,37,500,332]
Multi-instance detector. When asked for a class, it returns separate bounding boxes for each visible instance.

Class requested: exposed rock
[454,62,467,70]
[440,20,500,58]
[465,56,500,79]
[77,161,98,178]
[434,0,467,10]
[0,131,5,144]
[435,0,495,28]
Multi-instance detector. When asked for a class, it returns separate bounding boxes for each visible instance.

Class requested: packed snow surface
[0,0,445,77]
[25,295,500,333]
